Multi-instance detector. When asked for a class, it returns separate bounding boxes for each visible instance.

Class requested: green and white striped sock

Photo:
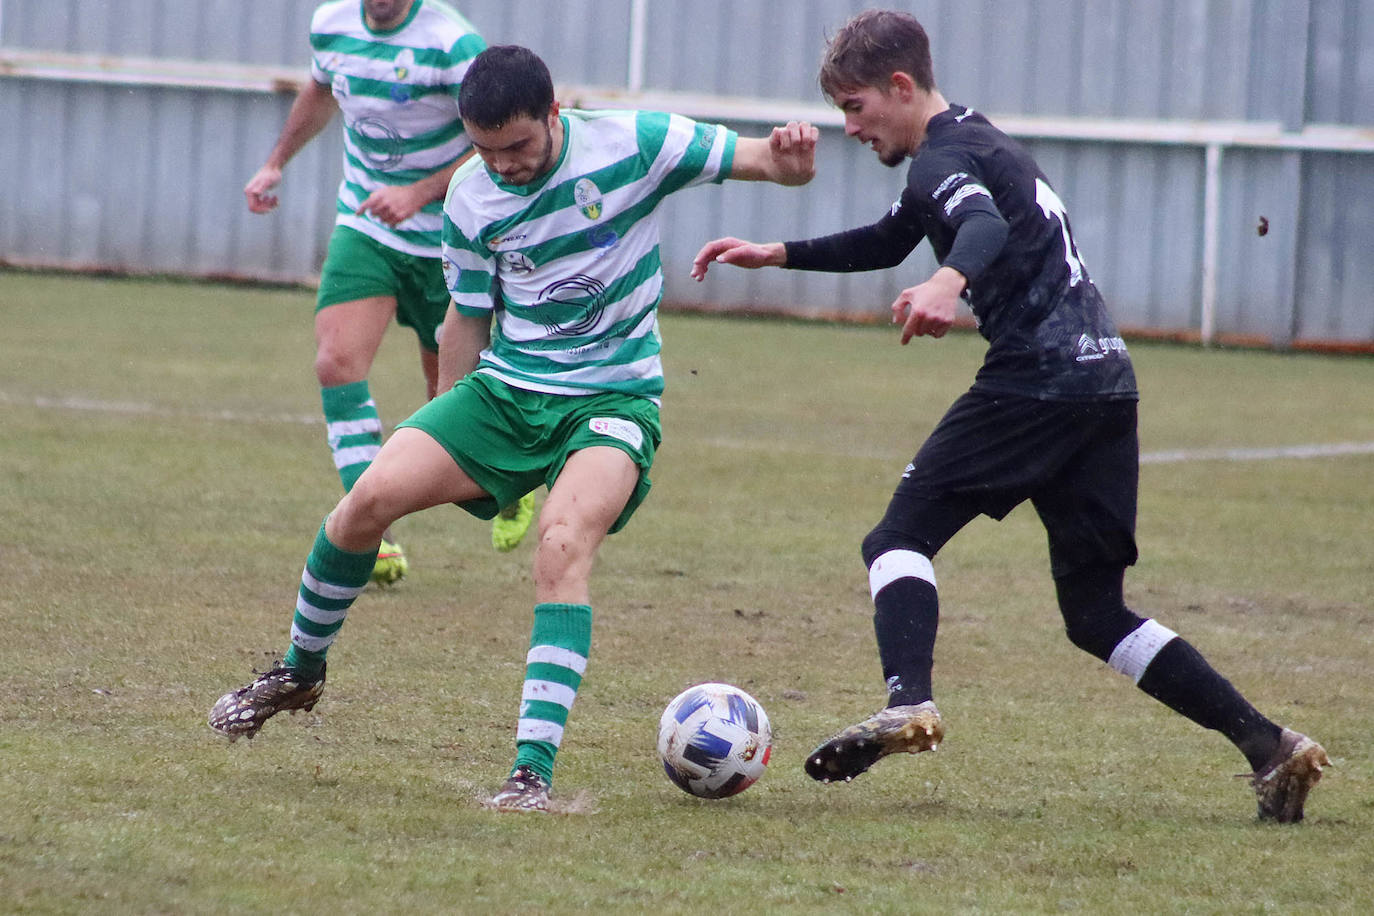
[321,380,382,492]
[283,522,375,676]
[514,603,592,783]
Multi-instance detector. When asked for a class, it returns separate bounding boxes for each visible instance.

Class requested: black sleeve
[940,209,1009,283]
[782,190,925,273]
[912,149,1010,284]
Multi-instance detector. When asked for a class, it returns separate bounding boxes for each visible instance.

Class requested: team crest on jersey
[394,49,414,82]
[331,72,350,98]
[574,178,603,221]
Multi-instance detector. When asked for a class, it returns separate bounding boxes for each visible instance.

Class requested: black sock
[1136,638,1281,771]
[872,577,939,706]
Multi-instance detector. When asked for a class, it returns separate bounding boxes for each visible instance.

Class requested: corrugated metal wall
[2,0,1371,347]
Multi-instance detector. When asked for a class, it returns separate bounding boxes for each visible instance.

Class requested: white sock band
[1107,619,1178,684]
[868,549,937,600]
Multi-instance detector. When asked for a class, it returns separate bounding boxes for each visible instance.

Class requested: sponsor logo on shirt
[586,225,619,249]
[500,251,536,274]
[351,116,405,170]
[487,232,529,250]
[942,182,992,217]
[1075,334,1128,362]
[697,124,718,150]
[933,172,969,197]
[589,417,644,450]
[537,274,606,335]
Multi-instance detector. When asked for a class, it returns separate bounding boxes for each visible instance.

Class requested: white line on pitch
[1140,441,1374,463]
[0,392,320,426]
[4,391,1373,464]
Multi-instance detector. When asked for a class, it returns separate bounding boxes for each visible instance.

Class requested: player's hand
[891,267,966,344]
[768,120,819,186]
[690,238,785,280]
[355,184,427,226]
[244,166,283,213]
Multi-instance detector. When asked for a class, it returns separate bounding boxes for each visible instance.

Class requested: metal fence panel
[1,0,1371,348]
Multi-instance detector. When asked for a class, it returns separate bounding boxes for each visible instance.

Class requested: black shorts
[873,391,1139,578]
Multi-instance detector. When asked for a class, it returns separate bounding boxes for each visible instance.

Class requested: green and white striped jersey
[309,0,485,256]
[442,109,738,403]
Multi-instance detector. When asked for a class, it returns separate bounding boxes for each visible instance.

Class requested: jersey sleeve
[441,206,496,316]
[784,187,926,272]
[308,18,330,84]
[636,111,738,200]
[910,150,1009,283]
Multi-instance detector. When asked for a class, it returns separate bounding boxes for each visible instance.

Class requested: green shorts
[316,224,450,352]
[397,372,662,534]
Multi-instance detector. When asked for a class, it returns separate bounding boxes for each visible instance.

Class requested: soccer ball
[657,682,772,798]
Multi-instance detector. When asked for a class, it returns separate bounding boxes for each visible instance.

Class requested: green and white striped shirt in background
[442,109,738,404]
[310,0,485,256]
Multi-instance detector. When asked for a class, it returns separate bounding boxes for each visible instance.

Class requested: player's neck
[909,90,950,152]
[541,115,566,180]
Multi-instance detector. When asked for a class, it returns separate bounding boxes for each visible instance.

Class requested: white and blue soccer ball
[657,682,772,799]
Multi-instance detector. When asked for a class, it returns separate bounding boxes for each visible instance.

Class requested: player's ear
[889,70,917,101]
[547,100,561,126]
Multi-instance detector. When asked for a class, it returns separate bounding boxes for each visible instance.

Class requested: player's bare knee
[333,482,397,544]
[532,518,584,587]
[313,343,371,387]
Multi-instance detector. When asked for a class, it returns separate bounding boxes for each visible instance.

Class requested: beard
[507,123,557,185]
[364,0,409,28]
[878,145,907,168]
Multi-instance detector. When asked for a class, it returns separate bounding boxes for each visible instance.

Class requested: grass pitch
[1,271,1372,913]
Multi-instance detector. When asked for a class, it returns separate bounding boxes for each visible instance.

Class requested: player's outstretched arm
[729,121,819,186]
[245,79,338,214]
[690,238,786,281]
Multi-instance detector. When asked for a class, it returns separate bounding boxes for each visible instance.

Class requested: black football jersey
[785,105,1137,402]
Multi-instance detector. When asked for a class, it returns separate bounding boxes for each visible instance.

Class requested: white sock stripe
[521,679,578,709]
[295,594,349,626]
[290,625,337,653]
[526,645,588,675]
[868,549,937,599]
[332,445,380,469]
[327,417,383,439]
[300,567,366,602]
[517,718,565,747]
[1107,619,1178,684]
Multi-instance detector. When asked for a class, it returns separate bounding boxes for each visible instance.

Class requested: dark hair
[819,9,936,99]
[458,45,555,130]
